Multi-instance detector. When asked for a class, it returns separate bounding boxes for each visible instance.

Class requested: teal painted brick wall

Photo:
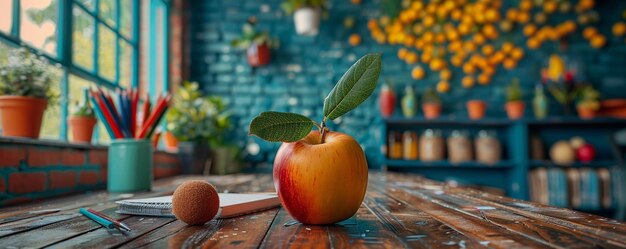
[188,0,626,170]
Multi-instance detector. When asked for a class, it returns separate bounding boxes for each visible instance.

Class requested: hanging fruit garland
[367,0,614,93]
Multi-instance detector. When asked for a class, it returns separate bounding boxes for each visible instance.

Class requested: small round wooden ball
[172,180,220,225]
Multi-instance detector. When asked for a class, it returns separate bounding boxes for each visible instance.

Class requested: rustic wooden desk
[0,172,624,248]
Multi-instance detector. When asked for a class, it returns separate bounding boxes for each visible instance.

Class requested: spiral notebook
[115,193,280,218]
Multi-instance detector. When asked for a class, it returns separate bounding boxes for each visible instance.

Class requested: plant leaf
[249,111,316,142]
[323,53,382,120]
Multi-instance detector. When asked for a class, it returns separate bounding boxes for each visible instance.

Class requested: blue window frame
[0,0,168,142]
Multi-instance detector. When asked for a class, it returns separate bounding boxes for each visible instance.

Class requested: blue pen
[79,208,117,230]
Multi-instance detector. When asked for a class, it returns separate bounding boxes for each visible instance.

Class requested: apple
[576,143,596,163]
[273,130,368,225]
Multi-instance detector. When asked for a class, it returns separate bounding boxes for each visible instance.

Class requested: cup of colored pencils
[89,87,171,192]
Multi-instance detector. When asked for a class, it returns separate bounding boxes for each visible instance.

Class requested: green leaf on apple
[249,111,317,142]
[323,53,382,120]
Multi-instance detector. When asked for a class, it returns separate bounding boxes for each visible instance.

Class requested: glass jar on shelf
[419,129,444,161]
[402,131,419,160]
[475,130,502,165]
[447,130,473,163]
[387,131,403,159]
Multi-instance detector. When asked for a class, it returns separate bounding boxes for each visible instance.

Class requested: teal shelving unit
[378,117,626,206]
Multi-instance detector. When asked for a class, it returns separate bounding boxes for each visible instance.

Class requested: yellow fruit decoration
[523,24,537,36]
[423,15,436,27]
[462,76,475,88]
[406,52,419,64]
[501,42,514,54]
[503,58,517,70]
[485,8,500,22]
[613,22,626,37]
[490,51,505,65]
[506,8,518,21]
[516,11,530,24]
[451,56,464,67]
[519,0,533,11]
[482,24,499,40]
[478,73,491,85]
[436,81,451,93]
[481,44,495,56]
[544,1,558,13]
[348,34,361,46]
[430,58,446,71]
[397,48,409,60]
[440,69,452,81]
[527,38,541,49]
[548,54,565,82]
[473,33,486,45]
[583,27,598,40]
[590,34,606,49]
[511,48,524,60]
[411,66,426,80]
[421,52,432,64]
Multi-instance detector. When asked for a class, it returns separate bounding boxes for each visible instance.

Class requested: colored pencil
[86,208,131,232]
[145,94,171,138]
[93,91,123,139]
[136,94,170,139]
[89,91,114,138]
[116,89,128,137]
[99,88,125,137]
[141,94,151,131]
[130,89,138,136]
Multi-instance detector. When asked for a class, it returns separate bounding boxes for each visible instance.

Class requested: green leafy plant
[421,88,441,105]
[506,78,523,102]
[70,101,95,117]
[574,84,600,110]
[231,22,278,49]
[166,81,231,146]
[0,48,57,101]
[250,53,382,143]
[281,0,327,15]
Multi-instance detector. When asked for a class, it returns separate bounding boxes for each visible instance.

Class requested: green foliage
[249,112,317,142]
[249,53,382,143]
[70,101,95,117]
[281,0,327,15]
[231,22,278,49]
[421,88,440,104]
[506,78,523,102]
[0,48,58,101]
[574,84,601,110]
[323,53,382,120]
[166,81,231,146]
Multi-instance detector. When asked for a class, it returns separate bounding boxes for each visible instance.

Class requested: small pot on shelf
[293,7,321,36]
[466,100,486,120]
[505,101,525,119]
[0,96,48,138]
[246,42,271,67]
[422,103,441,119]
[576,106,596,119]
[68,116,97,143]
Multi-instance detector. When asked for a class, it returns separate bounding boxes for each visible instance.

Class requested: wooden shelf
[385,159,513,169]
[529,160,618,168]
[384,117,512,126]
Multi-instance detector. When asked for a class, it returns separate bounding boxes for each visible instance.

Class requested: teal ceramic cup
[108,139,153,192]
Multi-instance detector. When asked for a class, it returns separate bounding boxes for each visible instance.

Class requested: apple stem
[320,120,328,144]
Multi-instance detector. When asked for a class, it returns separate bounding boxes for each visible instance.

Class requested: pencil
[89,91,114,138]
[94,92,124,139]
[86,208,131,232]
[136,94,169,139]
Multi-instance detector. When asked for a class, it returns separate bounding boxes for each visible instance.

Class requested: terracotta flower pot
[466,100,486,120]
[576,106,596,119]
[422,103,442,119]
[68,116,97,143]
[0,96,48,138]
[293,7,321,36]
[163,131,179,151]
[247,43,271,67]
[505,101,525,119]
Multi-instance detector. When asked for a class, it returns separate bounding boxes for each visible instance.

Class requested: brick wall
[188,0,626,170]
[0,139,181,206]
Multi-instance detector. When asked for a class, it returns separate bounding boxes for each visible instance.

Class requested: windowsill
[0,136,177,155]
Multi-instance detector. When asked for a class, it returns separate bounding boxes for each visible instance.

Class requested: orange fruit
[481,44,495,56]
[423,31,435,43]
[590,34,606,48]
[482,24,499,39]
[490,51,505,65]
[423,15,436,27]
[367,19,378,30]
[516,11,530,24]
[501,42,514,54]
[482,66,496,76]
[462,76,475,88]
[421,52,432,63]
[463,41,477,52]
[503,58,517,70]
[411,66,426,80]
[405,52,419,64]
[451,9,463,20]
[436,33,447,43]
[523,24,537,36]
[506,9,518,21]
[463,63,476,74]
[446,29,460,41]
[397,48,409,59]
[613,22,626,37]
[583,27,598,40]
[348,34,361,46]
[478,73,491,85]
[527,38,541,49]
[448,40,462,52]
[511,48,524,60]
[414,39,425,49]
[458,23,472,35]
[485,8,500,22]
[473,33,486,45]
[436,81,451,93]
[451,56,464,67]
[544,1,558,13]
[440,69,452,81]
[430,58,447,71]
[520,0,533,11]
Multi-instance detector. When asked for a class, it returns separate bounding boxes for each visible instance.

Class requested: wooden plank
[363,184,486,248]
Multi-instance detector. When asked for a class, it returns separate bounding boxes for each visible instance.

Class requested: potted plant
[231,20,278,67]
[166,81,237,174]
[574,84,600,119]
[505,78,525,119]
[0,48,56,138]
[422,88,442,119]
[68,90,97,143]
[282,0,327,36]
[466,100,487,120]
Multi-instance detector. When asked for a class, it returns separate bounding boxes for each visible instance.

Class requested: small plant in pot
[422,88,442,119]
[0,48,57,138]
[68,91,97,143]
[166,81,236,174]
[505,78,525,119]
[574,84,600,119]
[282,0,327,36]
[231,20,278,67]
[466,100,487,120]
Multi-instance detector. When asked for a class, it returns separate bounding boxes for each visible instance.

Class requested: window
[141,0,168,101]
[0,0,151,143]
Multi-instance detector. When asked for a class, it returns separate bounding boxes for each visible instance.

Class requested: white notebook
[115,193,280,218]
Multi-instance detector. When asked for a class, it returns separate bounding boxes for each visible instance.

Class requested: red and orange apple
[273,130,368,225]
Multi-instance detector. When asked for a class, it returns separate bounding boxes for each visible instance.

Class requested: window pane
[119,40,133,88]
[72,6,94,71]
[99,0,117,28]
[0,0,12,33]
[76,0,94,12]
[98,24,116,81]
[20,0,58,56]
[40,65,63,140]
[120,0,133,39]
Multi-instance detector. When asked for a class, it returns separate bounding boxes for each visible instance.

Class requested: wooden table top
[0,172,625,248]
